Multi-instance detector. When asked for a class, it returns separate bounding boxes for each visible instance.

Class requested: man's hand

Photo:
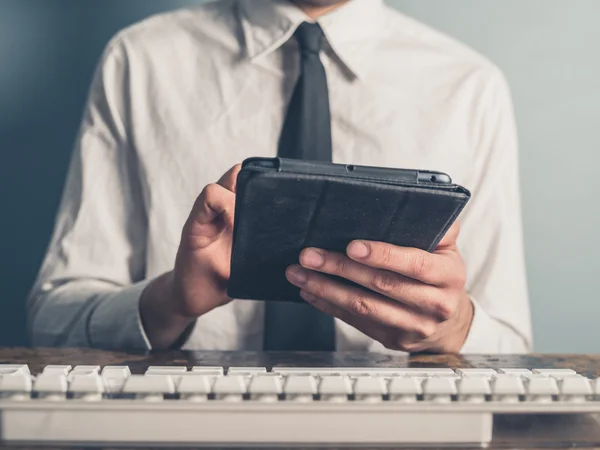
[285,222,474,353]
[139,165,241,349]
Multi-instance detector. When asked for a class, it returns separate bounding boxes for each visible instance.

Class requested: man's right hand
[139,164,241,349]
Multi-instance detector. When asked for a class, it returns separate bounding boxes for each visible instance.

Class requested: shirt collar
[239,0,388,79]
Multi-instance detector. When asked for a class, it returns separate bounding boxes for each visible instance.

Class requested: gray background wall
[1,0,598,352]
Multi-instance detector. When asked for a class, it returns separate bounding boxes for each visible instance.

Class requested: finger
[346,241,453,286]
[191,184,236,226]
[286,265,437,340]
[183,184,236,251]
[217,164,242,193]
[299,290,396,345]
[300,290,432,353]
[436,220,460,249]
[299,249,451,320]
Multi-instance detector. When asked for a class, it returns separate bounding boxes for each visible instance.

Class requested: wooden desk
[2,348,600,450]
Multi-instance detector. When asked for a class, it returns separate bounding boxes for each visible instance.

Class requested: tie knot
[295,22,325,55]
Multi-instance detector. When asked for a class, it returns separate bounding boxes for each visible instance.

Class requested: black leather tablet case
[228,158,471,303]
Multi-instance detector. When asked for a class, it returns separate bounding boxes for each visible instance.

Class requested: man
[28,0,532,354]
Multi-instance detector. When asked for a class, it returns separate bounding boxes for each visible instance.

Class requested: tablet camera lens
[430,175,437,182]
[346,165,355,172]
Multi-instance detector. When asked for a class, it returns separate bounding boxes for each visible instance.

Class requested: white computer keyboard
[0,364,599,446]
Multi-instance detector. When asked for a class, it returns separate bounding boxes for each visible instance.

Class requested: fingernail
[287,266,308,285]
[348,241,370,259]
[301,249,325,268]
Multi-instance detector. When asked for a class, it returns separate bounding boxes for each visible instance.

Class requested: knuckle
[400,339,424,353]
[313,283,328,301]
[380,245,397,266]
[306,294,332,317]
[429,294,454,321]
[411,254,430,278]
[349,293,372,318]
[333,256,349,275]
[413,320,437,340]
[383,334,415,353]
[202,183,219,199]
[372,270,397,293]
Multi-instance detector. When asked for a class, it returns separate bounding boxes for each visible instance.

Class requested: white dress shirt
[28,0,532,353]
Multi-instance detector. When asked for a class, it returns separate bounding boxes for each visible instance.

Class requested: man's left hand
[285,221,474,353]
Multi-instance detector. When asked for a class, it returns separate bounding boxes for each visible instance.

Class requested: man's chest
[130,57,477,273]
[135,72,474,182]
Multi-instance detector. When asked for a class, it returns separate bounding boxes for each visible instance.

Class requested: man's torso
[113,0,500,350]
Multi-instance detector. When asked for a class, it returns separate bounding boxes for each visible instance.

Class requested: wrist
[448,291,474,352]
[139,271,195,349]
[424,291,474,354]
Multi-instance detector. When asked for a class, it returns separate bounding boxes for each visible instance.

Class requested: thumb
[437,220,461,249]
[217,164,242,193]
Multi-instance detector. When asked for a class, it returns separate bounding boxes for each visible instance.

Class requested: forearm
[28,279,152,350]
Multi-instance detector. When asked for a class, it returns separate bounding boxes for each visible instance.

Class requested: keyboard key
[248,375,283,402]
[388,377,422,403]
[101,366,131,392]
[103,378,128,393]
[592,378,600,396]
[532,369,578,378]
[491,375,525,402]
[498,369,532,377]
[146,366,188,375]
[178,376,213,401]
[526,376,559,402]
[423,378,456,403]
[42,365,72,376]
[559,376,592,401]
[283,375,317,402]
[456,369,497,378]
[0,374,32,400]
[212,375,247,401]
[71,365,101,375]
[68,366,102,383]
[34,374,68,400]
[192,366,224,376]
[102,366,131,379]
[457,377,491,403]
[68,374,104,400]
[274,367,366,376]
[227,367,267,376]
[273,367,456,377]
[0,364,30,376]
[102,366,131,393]
[353,377,387,402]
[319,376,352,402]
[122,375,175,400]
[395,369,457,377]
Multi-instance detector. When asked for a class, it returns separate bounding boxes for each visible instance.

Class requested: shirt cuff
[88,280,153,350]
[460,296,495,354]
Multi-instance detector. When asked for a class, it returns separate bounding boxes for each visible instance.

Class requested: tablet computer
[227,157,471,303]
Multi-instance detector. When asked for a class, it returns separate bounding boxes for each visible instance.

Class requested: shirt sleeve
[27,36,152,350]
[458,67,533,354]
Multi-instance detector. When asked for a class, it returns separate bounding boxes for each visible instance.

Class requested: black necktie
[263,22,336,351]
